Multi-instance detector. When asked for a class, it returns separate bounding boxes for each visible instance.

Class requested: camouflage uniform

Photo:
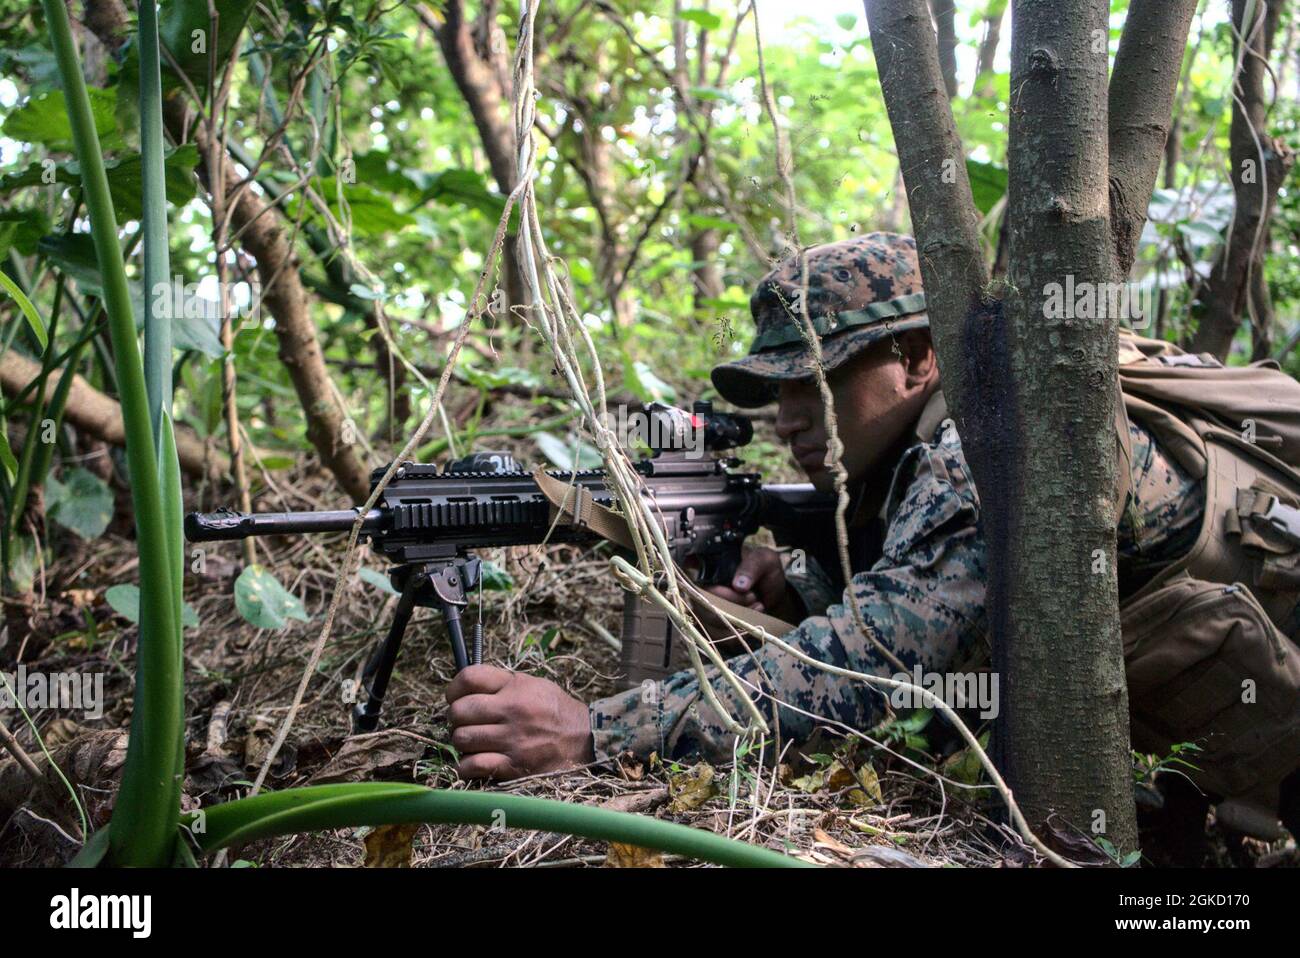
[588,234,1206,764]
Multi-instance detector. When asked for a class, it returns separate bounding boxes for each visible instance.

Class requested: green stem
[189,783,811,868]
[42,0,182,867]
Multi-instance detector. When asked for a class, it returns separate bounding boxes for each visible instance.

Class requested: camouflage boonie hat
[711,232,929,407]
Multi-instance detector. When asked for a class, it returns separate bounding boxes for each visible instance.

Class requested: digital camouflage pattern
[589,418,1205,764]
[711,232,930,408]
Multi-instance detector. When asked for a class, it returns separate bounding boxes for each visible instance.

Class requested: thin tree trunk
[929,0,959,97]
[426,0,529,317]
[865,0,1144,854]
[1189,0,1294,359]
[1000,0,1136,854]
[1108,0,1199,277]
[164,98,372,502]
[975,0,1006,93]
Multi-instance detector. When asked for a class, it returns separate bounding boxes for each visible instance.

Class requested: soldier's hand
[703,547,800,622]
[446,665,595,781]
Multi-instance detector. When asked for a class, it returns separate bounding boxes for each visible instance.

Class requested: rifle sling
[531,467,798,639]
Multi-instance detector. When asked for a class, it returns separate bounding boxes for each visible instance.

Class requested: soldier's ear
[897,330,938,388]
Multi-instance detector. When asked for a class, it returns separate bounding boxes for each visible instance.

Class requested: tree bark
[1,349,226,479]
[929,0,959,97]
[975,0,1006,92]
[1188,0,1294,360]
[865,0,1141,854]
[1001,0,1136,854]
[163,99,372,502]
[426,0,529,316]
[1107,0,1199,277]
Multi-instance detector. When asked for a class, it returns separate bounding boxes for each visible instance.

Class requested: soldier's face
[774,332,939,492]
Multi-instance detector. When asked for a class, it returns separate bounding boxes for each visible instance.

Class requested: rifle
[185,401,835,732]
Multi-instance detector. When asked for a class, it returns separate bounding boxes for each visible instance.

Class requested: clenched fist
[446,665,595,781]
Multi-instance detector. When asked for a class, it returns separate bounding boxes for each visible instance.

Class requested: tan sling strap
[531,466,800,639]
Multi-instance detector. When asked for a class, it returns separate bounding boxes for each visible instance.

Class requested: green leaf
[157,0,258,88]
[685,214,735,233]
[534,431,603,471]
[358,567,398,595]
[624,359,677,403]
[835,12,858,30]
[0,269,47,350]
[965,159,1007,216]
[46,468,114,539]
[0,428,17,483]
[234,564,310,630]
[420,169,510,223]
[479,559,514,591]
[299,178,416,235]
[0,209,52,258]
[679,9,723,29]
[2,87,121,150]
[105,583,200,627]
[1178,221,1222,247]
[0,145,200,221]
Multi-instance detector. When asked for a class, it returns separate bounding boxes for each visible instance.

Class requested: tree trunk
[690,227,725,314]
[999,0,1136,854]
[164,99,372,502]
[865,0,1145,855]
[1107,0,1199,277]
[1188,0,1294,360]
[975,0,1006,93]
[428,0,530,317]
[929,0,959,97]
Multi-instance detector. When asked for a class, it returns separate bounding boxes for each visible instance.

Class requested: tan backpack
[1114,332,1300,838]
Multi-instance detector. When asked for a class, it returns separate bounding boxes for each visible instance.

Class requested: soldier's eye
[833,268,852,282]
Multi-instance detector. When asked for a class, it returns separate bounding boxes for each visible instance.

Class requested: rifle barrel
[184,508,383,542]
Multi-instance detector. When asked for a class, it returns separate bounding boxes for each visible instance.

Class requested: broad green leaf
[479,559,514,591]
[685,214,735,233]
[2,87,121,150]
[458,364,542,390]
[46,468,114,539]
[534,431,603,471]
[0,209,52,258]
[965,159,1007,216]
[420,169,510,223]
[158,0,258,88]
[234,564,309,630]
[0,145,200,221]
[358,567,398,595]
[105,583,199,627]
[679,9,722,29]
[0,268,47,350]
[835,12,858,30]
[625,360,677,403]
[1178,221,1223,247]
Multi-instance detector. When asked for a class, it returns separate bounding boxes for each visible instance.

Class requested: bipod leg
[352,575,419,733]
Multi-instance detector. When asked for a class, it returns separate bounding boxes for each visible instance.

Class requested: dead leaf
[667,763,717,812]
[606,842,665,867]
[307,729,425,784]
[364,823,419,867]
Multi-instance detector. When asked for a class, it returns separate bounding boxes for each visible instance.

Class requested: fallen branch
[1,348,226,480]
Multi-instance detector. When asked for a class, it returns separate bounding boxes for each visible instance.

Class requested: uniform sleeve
[590,428,988,764]
[783,551,839,619]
